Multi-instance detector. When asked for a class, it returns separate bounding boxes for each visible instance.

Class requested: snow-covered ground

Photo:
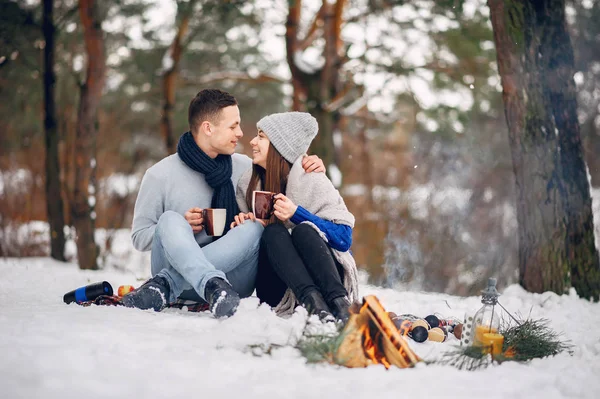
[1,256,599,399]
[1,180,599,398]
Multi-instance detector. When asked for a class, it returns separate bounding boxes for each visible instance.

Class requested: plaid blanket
[79,295,123,307]
[79,295,210,313]
[166,298,210,312]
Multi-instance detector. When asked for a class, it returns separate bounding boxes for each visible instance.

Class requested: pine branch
[243,317,343,362]
[501,319,573,361]
[437,345,493,371]
[245,343,285,357]
[297,3,325,51]
[296,331,345,364]
[294,314,346,365]
[436,317,572,370]
[55,5,79,33]
[180,71,286,86]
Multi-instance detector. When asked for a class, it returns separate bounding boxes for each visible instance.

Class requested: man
[124,89,324,318]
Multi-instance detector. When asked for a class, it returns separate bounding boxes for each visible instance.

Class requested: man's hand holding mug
[185,207,204,233]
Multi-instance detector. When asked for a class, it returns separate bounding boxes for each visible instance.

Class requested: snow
[100,173,140,198]
[293,50,324,75]
[341,183,473,220]
[340,184,600,248]
[0,221,49,255]
[0,168,33,196]
[328,164,343,188]
[1,255,599,398]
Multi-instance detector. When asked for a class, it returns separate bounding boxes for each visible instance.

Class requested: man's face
[207,105,243,156]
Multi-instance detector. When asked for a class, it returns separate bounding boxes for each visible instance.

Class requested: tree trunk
[286,0,307,113]
[160,0,196,154]
[286,0,345,171]
[488,0,600,299]
[160,68,177,154]
[43,0,66,261]
[73,0,106,270]
[307,82,337,170]
[313,1,341,169]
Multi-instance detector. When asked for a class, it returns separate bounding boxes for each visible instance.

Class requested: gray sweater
[131,153,252,251]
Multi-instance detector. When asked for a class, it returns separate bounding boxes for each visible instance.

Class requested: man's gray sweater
[131,153,252,251]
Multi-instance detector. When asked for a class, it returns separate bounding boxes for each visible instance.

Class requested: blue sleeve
[290,206,353,252]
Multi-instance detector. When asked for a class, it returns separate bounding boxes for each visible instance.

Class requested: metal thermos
[63,281,113,304]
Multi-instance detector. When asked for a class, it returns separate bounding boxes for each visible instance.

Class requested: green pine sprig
[436,317,572,370]
[295,331,346,364]
[245,319,345,364]
[436,345,493,371]
[499,318,573,361]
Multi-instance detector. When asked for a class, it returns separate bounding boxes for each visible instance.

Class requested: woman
[233,111,358,323]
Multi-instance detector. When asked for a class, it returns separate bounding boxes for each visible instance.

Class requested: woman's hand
[230,212,251,229]
[230,212,266,229]
[273,194,298,222]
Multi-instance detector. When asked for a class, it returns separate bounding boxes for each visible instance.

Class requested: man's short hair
[188,89,238,134]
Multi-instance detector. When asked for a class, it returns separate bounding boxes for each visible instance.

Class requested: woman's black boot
[302,290,334,322]
[329,296,351,324]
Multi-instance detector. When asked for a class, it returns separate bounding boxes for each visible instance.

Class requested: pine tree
[72,0,106,270]
[488,0,600,299]
[43,0,67,261]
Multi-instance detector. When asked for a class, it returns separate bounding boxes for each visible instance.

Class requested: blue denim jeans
[150,211,263,303]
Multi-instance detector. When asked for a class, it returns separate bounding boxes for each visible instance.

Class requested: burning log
[334,296,421,369]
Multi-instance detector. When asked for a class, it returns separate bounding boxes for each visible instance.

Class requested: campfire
[334,296,421,369]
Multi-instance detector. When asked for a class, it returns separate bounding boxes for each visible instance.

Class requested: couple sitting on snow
[123,88,358,323]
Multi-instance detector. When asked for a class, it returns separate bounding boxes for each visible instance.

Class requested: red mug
[252,191,276,219]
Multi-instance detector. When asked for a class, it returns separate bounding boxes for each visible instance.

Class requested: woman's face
[250,129,270,168]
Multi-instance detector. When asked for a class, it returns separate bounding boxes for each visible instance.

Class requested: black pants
[256,223,347,307]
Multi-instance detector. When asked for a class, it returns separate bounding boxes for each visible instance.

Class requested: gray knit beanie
[256,112,318,164]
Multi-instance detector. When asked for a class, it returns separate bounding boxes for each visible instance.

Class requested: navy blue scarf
[177,131,239,236]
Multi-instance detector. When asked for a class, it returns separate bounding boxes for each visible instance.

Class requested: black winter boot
[121,275,170,312]
[329,296,351,324]
[302,290,334,322]
[204,278,240,318]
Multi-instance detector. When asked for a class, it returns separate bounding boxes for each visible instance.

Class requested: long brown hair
[246,142,292,224]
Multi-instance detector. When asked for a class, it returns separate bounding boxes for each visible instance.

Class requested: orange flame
[335,296,421,369]
[358,304,392,368]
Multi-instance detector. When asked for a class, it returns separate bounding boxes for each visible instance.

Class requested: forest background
[1,0,599,297]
